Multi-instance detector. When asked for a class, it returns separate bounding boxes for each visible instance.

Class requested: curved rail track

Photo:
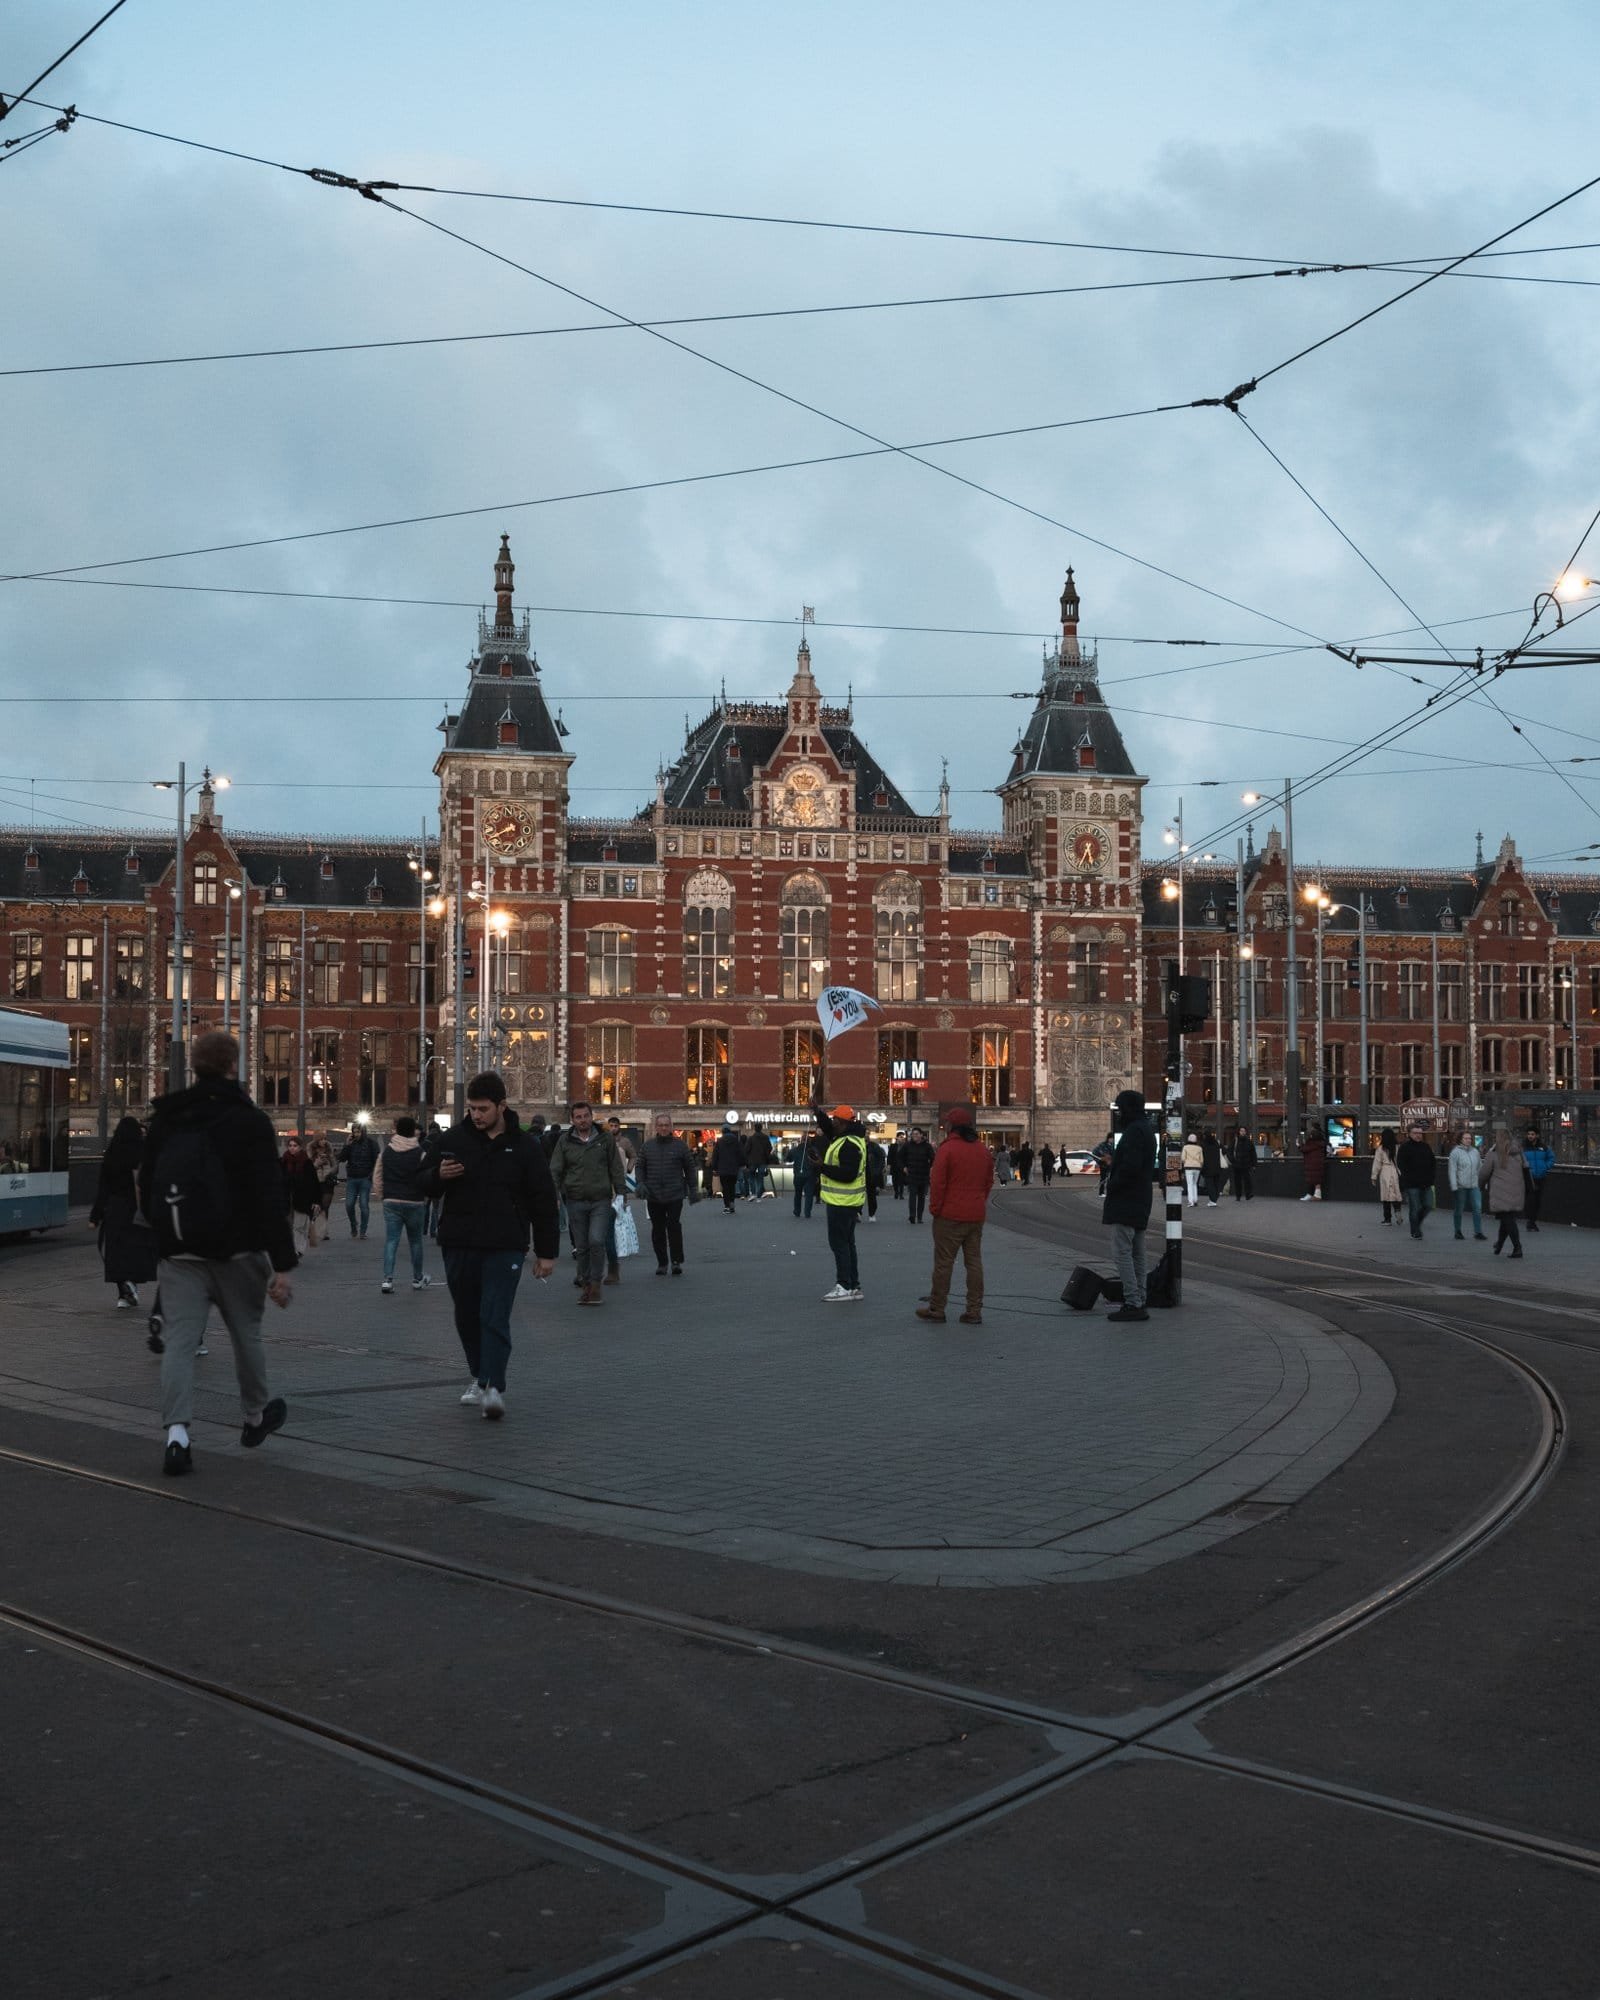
[0,1223,1590,1998]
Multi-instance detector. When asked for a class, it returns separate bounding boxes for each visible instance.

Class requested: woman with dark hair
[89,1116,158,1310]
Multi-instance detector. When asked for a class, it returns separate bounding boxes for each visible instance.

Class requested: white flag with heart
[816,985,880,1042]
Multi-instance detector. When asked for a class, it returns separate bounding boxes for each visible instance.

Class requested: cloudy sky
[6,0,1600,872]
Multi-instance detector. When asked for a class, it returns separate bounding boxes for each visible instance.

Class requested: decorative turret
[492,533,515,634]
[786,632,820,726]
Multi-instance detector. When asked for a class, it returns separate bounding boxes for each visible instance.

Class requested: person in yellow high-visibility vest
[813,1101,866,1302]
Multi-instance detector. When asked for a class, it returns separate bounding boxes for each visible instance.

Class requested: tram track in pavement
[0,1216,1594,1996]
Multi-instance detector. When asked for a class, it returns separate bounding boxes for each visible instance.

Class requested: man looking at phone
[425,1072,560,1418]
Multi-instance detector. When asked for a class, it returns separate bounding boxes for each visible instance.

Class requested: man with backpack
[338,1122,380,1239]
[140,1031,295,1477]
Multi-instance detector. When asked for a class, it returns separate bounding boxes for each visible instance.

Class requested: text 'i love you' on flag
[817,986,881,1042]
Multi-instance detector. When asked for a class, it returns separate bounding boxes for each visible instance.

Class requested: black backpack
[151,1123,234,1258]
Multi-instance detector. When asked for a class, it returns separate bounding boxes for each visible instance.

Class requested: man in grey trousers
[1100,1087,1158,1324]
[141,1031,295,1475]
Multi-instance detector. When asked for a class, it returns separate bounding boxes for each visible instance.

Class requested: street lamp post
[297,906,308,1138]
[408,823,437,1115]
[222,881,238,1038]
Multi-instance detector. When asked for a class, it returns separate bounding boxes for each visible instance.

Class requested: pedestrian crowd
[88,1029,1565,1477]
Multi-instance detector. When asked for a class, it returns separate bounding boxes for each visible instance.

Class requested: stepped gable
[438,533,565,755]
[1006,568,1136,782]
[660,637,921,818]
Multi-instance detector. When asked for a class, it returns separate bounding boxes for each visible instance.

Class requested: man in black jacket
[140,1031,295,1477]
[423,1071,560,1418]
[901,1126,934,1224]
[1396,1121,1437,1240]
[711,1118,746,1213]
[1101,1088,1157,1323]
[1230,1129,1257,1202]
[638,1112,695,1275]
[338,1122,380,1239]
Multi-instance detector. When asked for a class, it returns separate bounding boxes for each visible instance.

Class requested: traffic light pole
[1164,960,1184,1307]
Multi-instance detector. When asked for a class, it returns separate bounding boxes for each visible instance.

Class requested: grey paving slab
[0,1201,1393,1585]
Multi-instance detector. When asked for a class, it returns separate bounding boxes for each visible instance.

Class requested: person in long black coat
[90,1116,158,1309]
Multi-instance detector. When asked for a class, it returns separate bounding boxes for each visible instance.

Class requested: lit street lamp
[408,828,437,1115]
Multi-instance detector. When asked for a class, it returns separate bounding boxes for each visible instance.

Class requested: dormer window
[981,848,996,875]
[23,846,39,873]
[1439,904,1456,931]
[1395,884,1409,909]
[1203,896,1218,924]
[497,703,518,747]
[1071,685,1086,706]
[1076,732,1096,770]
[320,854,335,881]
[124,848,140,875]
[726,739,741,760]
[1548,892,1562,918]
[602,844,618,863]
[873,786,889,809]
[271,876,287,901]
[498,659,514,679]
[72,863,90,897]
[366,872,384,904]
[1589,906,1600,934]
[706,783,722,804]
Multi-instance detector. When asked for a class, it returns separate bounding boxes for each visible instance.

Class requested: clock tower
[434,535,572,1111]
[999,569,1147,1142]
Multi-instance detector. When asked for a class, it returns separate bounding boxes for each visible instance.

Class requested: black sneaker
[147,1326,165,1355]
[671,1264,683,1276]
[1105,1306,1150,1323]
[241,1397,287,1449]
[163,1440,193,1476]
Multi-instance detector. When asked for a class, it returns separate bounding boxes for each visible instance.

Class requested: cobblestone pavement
[0,1192,1392,1585]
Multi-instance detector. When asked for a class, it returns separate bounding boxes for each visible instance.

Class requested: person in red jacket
[916,1104,995,1325]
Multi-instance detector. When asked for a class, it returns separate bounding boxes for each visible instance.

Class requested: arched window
[587,926,636,997]
[683,869,733,999]
[586,1024,634,1105]
[780,871,829,1001]
[967,935,1013,1005]
[685,1025,730,1105]
[969,1028,1012,1106]
[873,876,922,1003]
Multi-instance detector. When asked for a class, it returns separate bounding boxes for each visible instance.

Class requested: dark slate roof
[0,828,433,910]
[440,651,566,756]
[949,840,1031,878]
[660,709,920,817]
[1005,671,1137,783]
[567,829,656,864]
[1139,862,1600,937]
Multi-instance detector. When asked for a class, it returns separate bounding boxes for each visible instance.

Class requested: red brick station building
[6,542,1600,1159]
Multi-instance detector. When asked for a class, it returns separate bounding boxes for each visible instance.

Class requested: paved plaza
[0,1191,1398,1586]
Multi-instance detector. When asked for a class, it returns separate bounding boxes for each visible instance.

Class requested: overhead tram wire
[16,255,1600,381]
[10,92,1600,276]
[316,188,1334,649]
[0,1,129,122]
[0,267,1456,382]
[1197,168,1600,413]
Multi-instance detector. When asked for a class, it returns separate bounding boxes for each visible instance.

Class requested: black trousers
[1495,1212,1522,1254]
[907,1182,928,1223]
[1525,1178,1545,1228]
[718,1174,739,1212]
[647,1198,685,1267]
[1233,1167,1254,1200]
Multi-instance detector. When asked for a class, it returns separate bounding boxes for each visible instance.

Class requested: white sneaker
[1300,1194,1313,1202]
[115,1296,130,1310]
[412,1275,431,1290]
[380,1279,394,1294]
[460,1383,486,1406]
[822,1283,850,1302]
[482,1387,505,1420]
[195,1343,208,1356]
[845,1288,864,1301]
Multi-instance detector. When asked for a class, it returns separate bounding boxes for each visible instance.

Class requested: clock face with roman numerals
[1069,825,1110,874]
[480,800,539,857]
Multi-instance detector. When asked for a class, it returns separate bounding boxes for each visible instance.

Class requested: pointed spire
[938,756,950,817]
[787,633,819,711]
[1475,828,1485,868]
[493,533,515,635]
